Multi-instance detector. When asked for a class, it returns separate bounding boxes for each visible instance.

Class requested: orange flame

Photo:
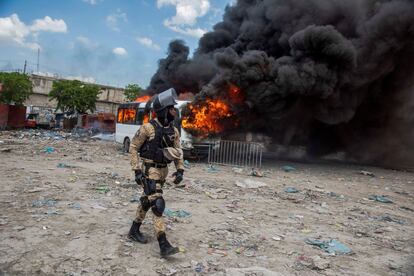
[143,114,149,123]
[182,99,234,135]
[229,83,244,104]
[135,95,151,103]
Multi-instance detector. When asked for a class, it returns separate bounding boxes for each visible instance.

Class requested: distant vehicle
[115,100,210,158]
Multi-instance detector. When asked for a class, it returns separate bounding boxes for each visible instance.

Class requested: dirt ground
[0,130,413,276]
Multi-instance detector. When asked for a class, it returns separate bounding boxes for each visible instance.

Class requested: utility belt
[141,177,165,196]
[141,162,166,195]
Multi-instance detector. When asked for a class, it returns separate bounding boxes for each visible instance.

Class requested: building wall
[26,74,126,114]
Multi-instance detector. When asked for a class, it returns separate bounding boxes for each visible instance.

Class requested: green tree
[49,80,101,113]
[124,84,142,101]
[0,72,33,105]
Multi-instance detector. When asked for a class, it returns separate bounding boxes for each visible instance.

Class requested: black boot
[128,221,147,243]
[157,232,179,257]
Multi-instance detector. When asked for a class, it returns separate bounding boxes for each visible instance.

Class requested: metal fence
[208,140,264,168]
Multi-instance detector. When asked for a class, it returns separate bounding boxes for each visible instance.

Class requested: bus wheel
[123,137,130,153]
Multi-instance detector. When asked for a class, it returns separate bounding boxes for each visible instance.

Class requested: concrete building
[26,74,126,114]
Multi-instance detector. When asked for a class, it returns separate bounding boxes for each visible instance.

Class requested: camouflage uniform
[130,118,184,237]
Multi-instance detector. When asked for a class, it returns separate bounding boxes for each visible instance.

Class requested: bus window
[123,108,136,124]
[136,108,145,125]
[117,109,124,123]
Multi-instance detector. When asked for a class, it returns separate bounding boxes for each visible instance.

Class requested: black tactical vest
[139,120,175,164]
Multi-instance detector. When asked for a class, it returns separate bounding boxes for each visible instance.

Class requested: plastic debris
[43,146,55,153]
[373,214,406,225]
[236,179,267,189]
[207,164,219,173]
[359,170,375,177]
[305,239,352,255]
[130,195,140,203]
[284,187,299,193]
[226,267,281,276]
[32,199,57,207]
[184,160,190,169]
[164,208,191,218]
[57,163,74,168]
[91,133,115,141]
[281,165,296,172]
[368,195,393,203]
[96,186,110,194]
[249,168,264,177]
[68,202,81,209]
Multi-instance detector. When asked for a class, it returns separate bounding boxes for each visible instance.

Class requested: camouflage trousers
[134,165,168,237]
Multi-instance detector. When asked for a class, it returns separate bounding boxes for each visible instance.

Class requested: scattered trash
[64,231,71,235]
[184,160,190,169]
[91,133,115,141]
[368,195,393,203]
[305,239,352,255]
[249,168,264,177]
[281,165,296,172]
[359,170,375,177]
[328,192,345,199]
[68,202,81,209]
[13,226,25,231]
[373,214,406,225]
[207,248,228,256]
[284,187,299,193]
[226,266,281,276]
[0,147,12,153]
[130,195,140,203]
[236,179,267,189]
[43,146,55,153]
[400,206,414,212]
[46,209,60,215]
[57,163,75,168]
[295,255,330,271]
[32,199,57,207]
[232,167,244,174]
[110,172,119,179]
[272,236,282,241]
[194,262,204,273]
[96,186,110,194]
[164,208,191,218]
[207,164,219,173]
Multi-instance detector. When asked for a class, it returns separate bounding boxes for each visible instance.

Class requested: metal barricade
[208,140,263,168]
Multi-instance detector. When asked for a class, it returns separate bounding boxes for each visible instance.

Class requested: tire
[123,137,130,153]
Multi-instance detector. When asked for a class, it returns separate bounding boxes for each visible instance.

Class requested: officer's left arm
[173,127,185,171]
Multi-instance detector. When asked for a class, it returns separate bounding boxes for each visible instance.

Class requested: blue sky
[0,0,234,88]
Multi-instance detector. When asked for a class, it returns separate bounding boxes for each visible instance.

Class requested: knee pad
[140,196,151,211]
[151,197,165,217]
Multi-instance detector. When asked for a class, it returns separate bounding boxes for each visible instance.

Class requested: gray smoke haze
[147,0,414,167]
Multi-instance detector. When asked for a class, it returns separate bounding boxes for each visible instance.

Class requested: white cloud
[106,9,127,32]
[30,16,67,33]
[66,75,96,83]
[165,24,206,38]
[113,47,127,56]
[136,36,161,51]
[0,14,67,50]
[157,0,210,38]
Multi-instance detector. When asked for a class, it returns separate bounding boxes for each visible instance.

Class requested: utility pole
[37,48,40,73]
[23,60,27,74]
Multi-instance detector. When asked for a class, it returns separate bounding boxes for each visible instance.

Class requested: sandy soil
[0,130,413,276]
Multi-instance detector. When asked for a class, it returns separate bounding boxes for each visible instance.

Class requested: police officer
[128,88,184,257]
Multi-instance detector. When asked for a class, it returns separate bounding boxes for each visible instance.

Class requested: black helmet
[153,88,178,112]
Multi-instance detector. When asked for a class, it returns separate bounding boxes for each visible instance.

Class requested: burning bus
[115,95,209,158]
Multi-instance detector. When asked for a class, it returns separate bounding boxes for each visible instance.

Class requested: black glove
[135,170,144,185]
[172,169,184,184]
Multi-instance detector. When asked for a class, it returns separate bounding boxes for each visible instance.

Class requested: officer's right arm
[130,124,149,171]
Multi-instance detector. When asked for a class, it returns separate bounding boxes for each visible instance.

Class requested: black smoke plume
[147,0,414,168]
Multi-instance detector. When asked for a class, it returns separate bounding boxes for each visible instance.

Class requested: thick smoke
[147,0,414,168]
